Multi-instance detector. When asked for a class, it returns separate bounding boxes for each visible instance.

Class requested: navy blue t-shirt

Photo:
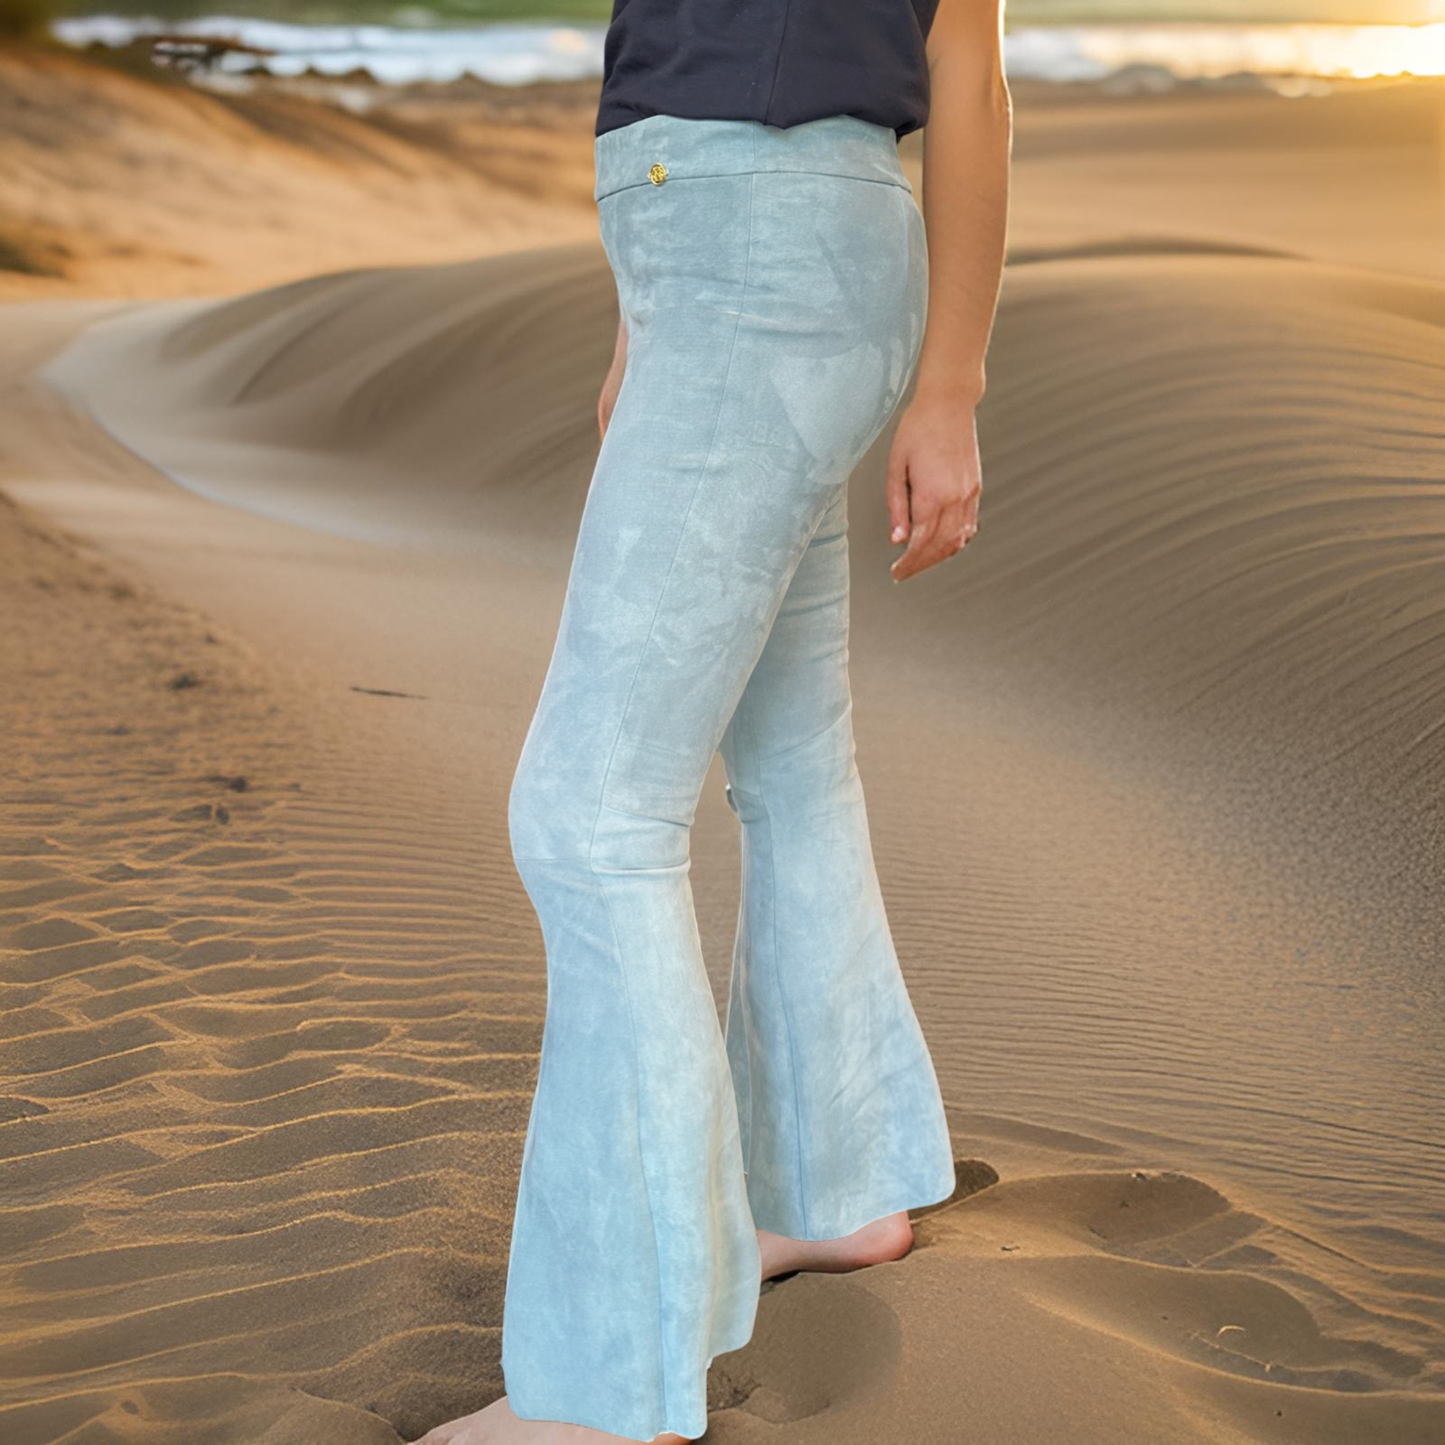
[596,0,941,141]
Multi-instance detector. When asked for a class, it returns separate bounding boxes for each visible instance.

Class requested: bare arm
[887,0,1012,580]
[916,0,1011,405]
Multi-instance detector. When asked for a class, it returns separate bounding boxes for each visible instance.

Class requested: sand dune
[5,45,1437,302]
[37,243,619,561]
[1001,77,1445,283]
[0,45,599,302]
[3,49,1444,1445]
[41,235,1445,938]
[714,1171,1445,1443]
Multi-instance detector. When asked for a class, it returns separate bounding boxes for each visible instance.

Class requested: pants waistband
[593,113,912,203]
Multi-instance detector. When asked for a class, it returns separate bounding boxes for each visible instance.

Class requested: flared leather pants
[501,112,957,1442]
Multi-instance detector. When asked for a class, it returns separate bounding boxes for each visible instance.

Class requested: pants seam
[586,152,760,867]
[739,687,812,1239]
[589,859,673,1436]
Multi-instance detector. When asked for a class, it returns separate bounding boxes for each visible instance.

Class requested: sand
[2,41,1443,1445]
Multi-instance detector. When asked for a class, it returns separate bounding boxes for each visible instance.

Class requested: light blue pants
[501,112,957,1442]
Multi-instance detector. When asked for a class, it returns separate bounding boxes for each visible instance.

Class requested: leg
[497,149,928,1443]
[719,486,957,1247]
[500,326,781,1442]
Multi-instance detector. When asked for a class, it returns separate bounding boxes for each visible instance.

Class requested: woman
[414,1,1008,1441]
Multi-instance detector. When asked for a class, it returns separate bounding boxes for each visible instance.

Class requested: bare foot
[411,1215,913,1443]
[408,1394,688,1445]
[758,1209,915,1282]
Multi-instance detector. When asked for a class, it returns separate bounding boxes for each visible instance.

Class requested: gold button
[648,162,667,185]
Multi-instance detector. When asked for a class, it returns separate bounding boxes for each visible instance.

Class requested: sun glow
[1332,22,1445,76]
[1065,23,1445,81]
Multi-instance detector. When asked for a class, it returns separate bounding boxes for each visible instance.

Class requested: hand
[597,314,628,441]
[885,385,982,582]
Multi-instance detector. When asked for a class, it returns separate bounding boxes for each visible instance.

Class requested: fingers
[890,505,943,581]
[885,439,911,543]
[962,479,980,539]
[891,492,979,582]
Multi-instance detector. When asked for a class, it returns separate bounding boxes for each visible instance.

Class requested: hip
[592,112,928,485]
[594,114,927,404]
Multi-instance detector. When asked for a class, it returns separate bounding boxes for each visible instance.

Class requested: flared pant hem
[507,1314,757,1443]
[506,1165,961,1443]
[747,1161,959,1245]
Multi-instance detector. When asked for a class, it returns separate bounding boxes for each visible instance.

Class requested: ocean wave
[51,16,1442,89]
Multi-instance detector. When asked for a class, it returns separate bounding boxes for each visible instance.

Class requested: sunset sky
[1009,0,1442,16]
